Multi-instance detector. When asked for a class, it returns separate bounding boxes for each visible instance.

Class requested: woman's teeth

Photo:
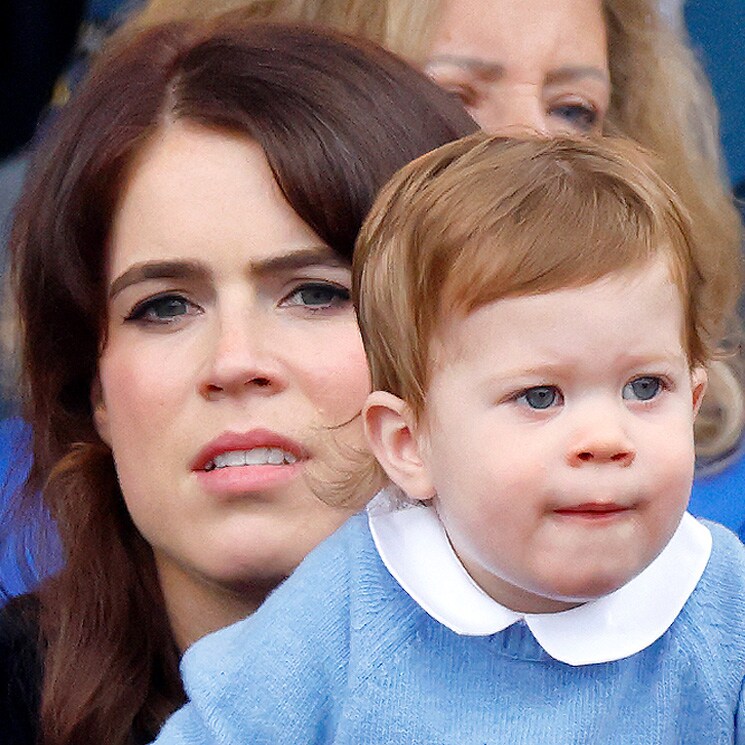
[204,448,298,471]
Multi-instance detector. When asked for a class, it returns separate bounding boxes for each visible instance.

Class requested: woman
[1,18,475,744]
[135,0,745,506]
[424,0,744,469]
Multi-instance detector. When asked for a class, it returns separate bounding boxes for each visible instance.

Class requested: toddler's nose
[567,414,636,467]
[569,443,635,467]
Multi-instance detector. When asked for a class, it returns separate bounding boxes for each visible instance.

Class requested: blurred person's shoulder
[0,592,42,745]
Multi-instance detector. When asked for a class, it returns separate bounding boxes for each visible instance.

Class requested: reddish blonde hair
[354,133,737,421]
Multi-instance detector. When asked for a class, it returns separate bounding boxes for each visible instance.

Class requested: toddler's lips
[554,502,631,519]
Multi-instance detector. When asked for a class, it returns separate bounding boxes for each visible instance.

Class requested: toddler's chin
[541,568,642,606]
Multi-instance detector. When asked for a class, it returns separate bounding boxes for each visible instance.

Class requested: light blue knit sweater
[154,515,745,744]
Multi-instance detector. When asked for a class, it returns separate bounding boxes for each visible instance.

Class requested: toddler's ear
[363,391,435,501]
[691,366,708,417]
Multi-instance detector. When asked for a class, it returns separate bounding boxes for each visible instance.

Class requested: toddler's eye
[517,385,563,410]
[622,376,662,401]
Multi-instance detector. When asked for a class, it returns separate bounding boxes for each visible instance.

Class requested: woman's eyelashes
[550,101,599,132]
[124,293,201,325]
[442,83,478,108]
[121,278,351,326]
[280,281,351,312]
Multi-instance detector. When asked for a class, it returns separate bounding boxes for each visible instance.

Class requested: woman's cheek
[299,324,371,417]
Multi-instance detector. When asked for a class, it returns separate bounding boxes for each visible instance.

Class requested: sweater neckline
[367,489,711,666]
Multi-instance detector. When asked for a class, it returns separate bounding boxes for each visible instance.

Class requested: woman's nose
[566,407,636,468]
[199,313,288,399]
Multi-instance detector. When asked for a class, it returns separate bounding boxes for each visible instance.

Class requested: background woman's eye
[126,295,196,324]
[518,385,563,410]
[424,65,478,108]
[623,376,662,401]
[442,84,477,108]
[551,103,598,132]
[284,283,350,309]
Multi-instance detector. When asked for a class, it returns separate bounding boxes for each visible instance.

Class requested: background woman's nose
[473,93,549,135]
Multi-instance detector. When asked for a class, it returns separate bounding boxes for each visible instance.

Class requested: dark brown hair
[7,18,475,744]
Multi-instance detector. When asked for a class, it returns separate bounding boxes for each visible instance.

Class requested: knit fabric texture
[154,515,745,745]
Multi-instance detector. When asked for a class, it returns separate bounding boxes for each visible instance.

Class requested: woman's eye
[282,283,350,310]
[516,385,563,410]
[550,102,599,133]
[425,68,478,108]
[442,85,477,108]
[622,376,662,402]
[125,294,198,324]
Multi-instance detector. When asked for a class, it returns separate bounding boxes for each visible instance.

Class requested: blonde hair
[355,133,736,424]
[132,0,440,60]
[601,0,745,462]
[132,0,743,461]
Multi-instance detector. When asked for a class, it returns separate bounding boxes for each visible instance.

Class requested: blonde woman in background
[133,0,745,531]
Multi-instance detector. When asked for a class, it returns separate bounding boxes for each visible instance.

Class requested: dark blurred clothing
[0,1,86,158]
[735,179,745,214]
[0,593,41,745]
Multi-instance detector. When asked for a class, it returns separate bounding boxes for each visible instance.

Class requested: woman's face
[94,122,368,611]
[426,0,610,135]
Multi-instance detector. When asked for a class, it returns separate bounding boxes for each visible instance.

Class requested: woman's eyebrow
[426,55,505,81]
[545,65,610,87]
[426,57,609,88]
[248,246,348,277]
[109,260,207,299]
[108,247,347,299]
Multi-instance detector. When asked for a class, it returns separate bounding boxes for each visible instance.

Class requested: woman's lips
[195,461,306,496]
[191,429,306,471]
[192,429,308,497]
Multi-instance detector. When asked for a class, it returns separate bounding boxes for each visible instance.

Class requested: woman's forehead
[428,0,609,73]
[106,123,329,282]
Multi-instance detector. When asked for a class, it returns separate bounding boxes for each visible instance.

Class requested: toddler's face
[416,258,706,613]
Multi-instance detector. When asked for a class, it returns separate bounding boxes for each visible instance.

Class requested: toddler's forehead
[429,256,689,363]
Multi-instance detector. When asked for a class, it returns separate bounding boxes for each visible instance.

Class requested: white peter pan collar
[367,488,712,666]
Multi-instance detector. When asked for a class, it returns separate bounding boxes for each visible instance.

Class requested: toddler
[155,134,745,744]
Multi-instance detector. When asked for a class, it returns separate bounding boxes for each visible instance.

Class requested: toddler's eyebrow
[488,353,685,381]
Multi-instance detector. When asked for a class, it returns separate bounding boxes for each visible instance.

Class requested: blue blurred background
[686,0,745,187]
